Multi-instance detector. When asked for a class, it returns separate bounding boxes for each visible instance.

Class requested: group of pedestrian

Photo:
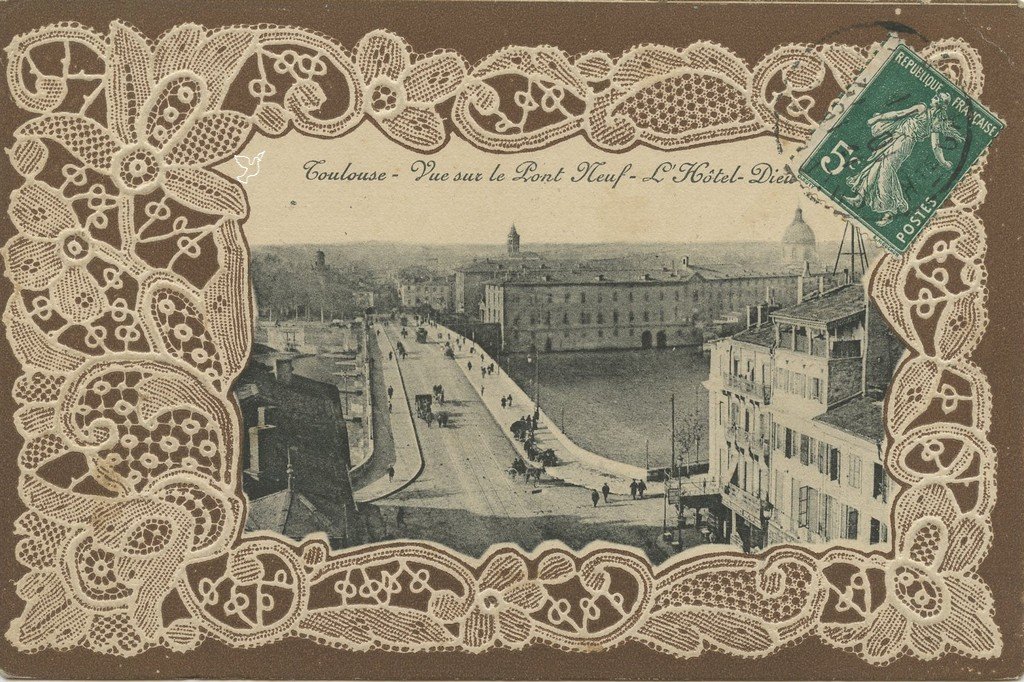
[591,482,612,507]
[591,479,648,507]
[510,413,537,436]
[431,384,446,404]
[629,479,647,499]
[500,394,514,409]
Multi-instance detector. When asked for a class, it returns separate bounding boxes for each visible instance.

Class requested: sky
[224,125,848,247]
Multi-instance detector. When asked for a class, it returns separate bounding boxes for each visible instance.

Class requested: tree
[674,402,708,474]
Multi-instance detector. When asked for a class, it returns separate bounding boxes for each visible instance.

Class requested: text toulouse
[302,160,796,188]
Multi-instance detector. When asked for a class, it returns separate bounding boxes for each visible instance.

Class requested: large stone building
[481,260,841,353]
[399,275,454,312]
[696,281,903,552]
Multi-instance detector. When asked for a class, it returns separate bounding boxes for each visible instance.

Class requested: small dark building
[235,356,359,547]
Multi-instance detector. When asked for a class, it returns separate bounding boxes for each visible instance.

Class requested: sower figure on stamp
[845,92,964,226]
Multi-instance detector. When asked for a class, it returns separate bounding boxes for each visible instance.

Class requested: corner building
[701,282,902,552]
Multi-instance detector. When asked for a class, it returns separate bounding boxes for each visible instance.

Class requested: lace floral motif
[2,22,998,663]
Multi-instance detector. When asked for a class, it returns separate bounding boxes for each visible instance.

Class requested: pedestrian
[388,351,393,361]
[629,480,638,500]
[388,401,393,413]
[467,360,472,371]
[481,384,485,396]
[388,385,394,400]
[591,490,600,508]
[507,394,513,407]
[501,397,507,409]
[637,479,647,499]
[601,482,610,503]
[387,464,395,483]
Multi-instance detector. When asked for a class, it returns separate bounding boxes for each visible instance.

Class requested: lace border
[1,22,998,663]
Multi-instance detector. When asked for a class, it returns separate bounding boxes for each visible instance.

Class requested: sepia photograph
[233,130,901,563]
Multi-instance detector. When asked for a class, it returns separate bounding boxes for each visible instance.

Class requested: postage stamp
[793,36,1004,254]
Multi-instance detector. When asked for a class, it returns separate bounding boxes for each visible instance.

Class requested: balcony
[722,483,771,528]
[725,426,770,456]
[724,373,772,403]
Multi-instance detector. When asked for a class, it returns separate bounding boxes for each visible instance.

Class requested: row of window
[508,328,689,341]
[506,288,765,307]
[513,308,696,326]
[728,458,890,545]
[775,367,825,403]
[779,426,888,501]
[794,486,889,543]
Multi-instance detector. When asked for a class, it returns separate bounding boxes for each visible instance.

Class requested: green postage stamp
[793,36,1004,254]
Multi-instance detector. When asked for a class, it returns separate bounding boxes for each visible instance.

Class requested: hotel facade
[699,281,903,551]
[481,263,841,353]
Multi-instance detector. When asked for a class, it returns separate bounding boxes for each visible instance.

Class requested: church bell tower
[507,223,521,256]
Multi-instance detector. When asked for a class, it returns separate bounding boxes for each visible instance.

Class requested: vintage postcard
[0,1,1022,679]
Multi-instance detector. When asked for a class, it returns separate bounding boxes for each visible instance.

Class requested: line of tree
[251,252,400,321]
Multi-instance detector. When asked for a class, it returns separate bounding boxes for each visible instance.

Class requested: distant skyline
[226,126,849,247]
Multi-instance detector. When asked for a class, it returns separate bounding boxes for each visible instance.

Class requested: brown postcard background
[0,0,1022,678]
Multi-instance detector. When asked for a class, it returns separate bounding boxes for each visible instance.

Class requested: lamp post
[527,351,540,421]
[670,393,676,481]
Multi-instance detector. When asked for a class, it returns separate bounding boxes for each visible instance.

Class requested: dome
[782,207,816,246]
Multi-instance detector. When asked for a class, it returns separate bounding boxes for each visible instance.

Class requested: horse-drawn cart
[414,394,433,419]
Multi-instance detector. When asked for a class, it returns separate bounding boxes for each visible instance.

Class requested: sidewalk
[437,324,648,496]
[353,326,424,503]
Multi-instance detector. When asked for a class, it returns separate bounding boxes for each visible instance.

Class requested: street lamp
[526,351,540,420]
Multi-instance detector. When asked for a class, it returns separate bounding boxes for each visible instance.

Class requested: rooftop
[731,324,775,348]
[484,268,703,286]
[244,489,346,539]
[399,275,452,285]
[814,396,885,444]
[771,284,865,325]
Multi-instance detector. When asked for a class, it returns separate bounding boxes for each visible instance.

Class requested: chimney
[746,305,755,329]
[682,256,690,267]
[818,275,825,295]
[796,275,805,305]
[802,260,811,276]
[275,358,294,384]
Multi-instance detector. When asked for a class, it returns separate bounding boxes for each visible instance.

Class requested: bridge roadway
[368,324,670,563]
